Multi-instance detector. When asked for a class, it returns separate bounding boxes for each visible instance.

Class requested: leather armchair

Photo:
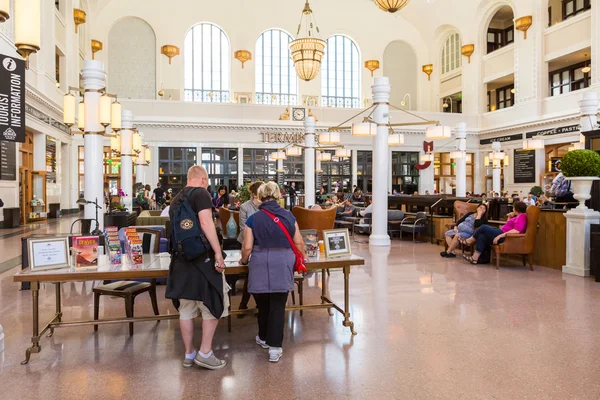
[492,206,541,270]
[292,206,336,240]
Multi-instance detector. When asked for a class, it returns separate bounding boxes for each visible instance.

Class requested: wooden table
[13,250,364,364]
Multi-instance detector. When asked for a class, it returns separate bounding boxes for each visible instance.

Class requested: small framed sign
[323,229,351,258]
[27,237,71,271]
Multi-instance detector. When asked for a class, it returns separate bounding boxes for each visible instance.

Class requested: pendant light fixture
[319,131,340,145]
[290,1,326,81]
[15,0,41,69]
[582,54,591,74]
[0,0,9,22]
[373,0,410,13]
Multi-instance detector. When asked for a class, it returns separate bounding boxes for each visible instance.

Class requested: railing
[255,93,298,106]
[321,96,361,109]
[184,90,230,103]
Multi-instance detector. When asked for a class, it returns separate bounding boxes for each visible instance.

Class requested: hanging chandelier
[373,0,410,13]
[290,1,326,82]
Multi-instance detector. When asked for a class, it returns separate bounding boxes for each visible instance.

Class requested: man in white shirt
[523,193,536,206]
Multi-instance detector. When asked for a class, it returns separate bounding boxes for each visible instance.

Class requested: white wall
[383,41,418,108]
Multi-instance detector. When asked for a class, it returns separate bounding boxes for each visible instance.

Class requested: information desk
[13,250,364,364]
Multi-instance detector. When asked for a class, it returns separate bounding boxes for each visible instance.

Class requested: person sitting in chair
[460,201,528,264]
[440,204,488,258]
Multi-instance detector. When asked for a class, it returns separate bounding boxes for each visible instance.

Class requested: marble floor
[1,216,600,399]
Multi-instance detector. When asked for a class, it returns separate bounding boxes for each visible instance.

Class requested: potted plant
[561,149,600,210]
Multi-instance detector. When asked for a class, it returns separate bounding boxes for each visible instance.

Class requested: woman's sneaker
[193,352,227,370]
[269,347,283,363]
[256,336,269,349]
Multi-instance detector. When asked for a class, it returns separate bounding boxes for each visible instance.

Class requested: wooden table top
[13,250,365,283]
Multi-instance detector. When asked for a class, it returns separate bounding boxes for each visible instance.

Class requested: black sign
[0,140,16,180]
[525,125,579,139]
[0,54,25,143]
[480,134,523,145]
[514,149,536,184]
[550,157,562,173]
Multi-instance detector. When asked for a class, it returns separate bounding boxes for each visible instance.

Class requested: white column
[135,163,145,185]
[82,60,107,230]
[474,151,484,195]
[419,158,435,195]
[277,159,284,174]
[120,110,134,211]
[304,117,316,208]
[370,77,391,247]
[351,149,358,189]
[579,92,599,133]
[454,123,467,197]
[388,148,393,194]
[237,145,243,188]
[492,163,501,194]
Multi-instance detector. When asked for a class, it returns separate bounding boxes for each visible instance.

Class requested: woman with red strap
[240,181,307,363]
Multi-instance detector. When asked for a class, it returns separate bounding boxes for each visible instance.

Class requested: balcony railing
[255,93,298,106]
[184,89,230,103]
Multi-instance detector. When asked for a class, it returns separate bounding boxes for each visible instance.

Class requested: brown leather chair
[292,206,336,240]
[219,208,240,238]
[445,201,479,252]
[492,206,541,270]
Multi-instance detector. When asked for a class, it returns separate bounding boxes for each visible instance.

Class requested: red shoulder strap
[261,209,296,247]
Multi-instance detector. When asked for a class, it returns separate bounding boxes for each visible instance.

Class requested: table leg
[48,282,62,337]
[21,281,41,365]
[342,266,357,335]
[321,269,333,316]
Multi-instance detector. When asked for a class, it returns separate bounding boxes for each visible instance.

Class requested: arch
[383,40,418,108]
[108,16,156,99]
[184,22,231,102]
[321,34,361,108]
[478,2,516,55]
[255,28,298,105]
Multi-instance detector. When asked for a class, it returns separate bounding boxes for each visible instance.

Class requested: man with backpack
[166,165,229,370]
[550,172,575,203]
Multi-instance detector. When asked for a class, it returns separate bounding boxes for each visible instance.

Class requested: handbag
[261,209,307,274]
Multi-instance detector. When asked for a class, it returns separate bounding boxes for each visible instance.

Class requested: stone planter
[568,177,600,210]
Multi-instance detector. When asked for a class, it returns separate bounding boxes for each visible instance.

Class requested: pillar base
[562,208,600,277]
[369,234,391,247]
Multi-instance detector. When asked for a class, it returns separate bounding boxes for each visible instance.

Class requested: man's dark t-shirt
[153,187,166,201]
[166,186,224,318]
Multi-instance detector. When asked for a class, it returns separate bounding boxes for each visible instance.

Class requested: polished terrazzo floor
[1,217,600,399]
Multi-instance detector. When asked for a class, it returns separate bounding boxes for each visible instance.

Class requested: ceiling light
[286,146,303,157]
[318,152,332,162]
[523,138,543,150]
[290,1,326,82]
[351,122,377,137]
[15,0,41,69]
[373,0,410,13]
[271,151,287,161]
[0,0,9,22]
[320,131,340,145]
[388,133,404,146]
[425,125,451,140]
[63,93,76,127]
[420,153,434,162]
[335,149,351,158]
[449,151,464,159]
[582,54,591,74]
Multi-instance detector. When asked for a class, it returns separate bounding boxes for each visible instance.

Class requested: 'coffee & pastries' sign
[525,125,579,139]
[0,54,25,143]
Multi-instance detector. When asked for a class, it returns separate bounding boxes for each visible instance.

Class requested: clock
[292,107,306,122]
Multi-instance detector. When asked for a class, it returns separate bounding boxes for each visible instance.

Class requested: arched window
[255,29,298,105]
[321,35,360,108]
[184,23,230,102]
[441,33,461,75]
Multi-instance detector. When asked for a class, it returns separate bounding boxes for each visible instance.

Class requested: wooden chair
[292,206,336,240]
[93,228,161,336]
[492,206,541,271]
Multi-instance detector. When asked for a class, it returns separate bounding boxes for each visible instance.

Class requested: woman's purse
[261,209,307,274]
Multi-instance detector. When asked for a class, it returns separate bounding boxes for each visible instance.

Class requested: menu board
[0,139,16,180]
[514,149,536,184]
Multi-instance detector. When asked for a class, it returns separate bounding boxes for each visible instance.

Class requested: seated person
[316,187,327,204]
[336,190,345,203]
[523,193,536,206]
[461,201,528,264]
[392,189,399,196]
[440,204,488,258]
[336,199,357,218]
[351,190,364,203]
[480,193,488,204]
[536,195,550,207]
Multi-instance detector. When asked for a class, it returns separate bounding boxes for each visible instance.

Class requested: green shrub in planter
[530,186,544,197]
[561,149,600,177]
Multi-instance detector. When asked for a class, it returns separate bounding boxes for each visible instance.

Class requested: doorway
[18,132,34,224]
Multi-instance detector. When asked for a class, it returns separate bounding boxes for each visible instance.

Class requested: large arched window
[321,35,360,108]
[184,23,230,102]
[441,32,461,75]
[255,29,298,105]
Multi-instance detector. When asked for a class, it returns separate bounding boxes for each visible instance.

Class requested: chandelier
[290,1,326,81]
[373,0,410,13]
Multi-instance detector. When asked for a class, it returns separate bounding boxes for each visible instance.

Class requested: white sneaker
[269,347,283,363]
[256,336,269,349]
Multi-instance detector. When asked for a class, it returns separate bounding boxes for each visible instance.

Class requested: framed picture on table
[323,229,351,258]
[27,237,71,271]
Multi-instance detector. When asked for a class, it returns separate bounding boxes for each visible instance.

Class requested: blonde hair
[257,182,281,201]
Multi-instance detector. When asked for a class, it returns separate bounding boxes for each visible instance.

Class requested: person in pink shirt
[461,201,528,264]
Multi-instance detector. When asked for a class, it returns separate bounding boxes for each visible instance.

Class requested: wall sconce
[422,64,433,81]
[73,8,86,34]
[234,50,252,68]
[400,93,411,110]
[0,0,9,23]
[15,0,41,69]
[461,44,474,63]
[161,45,180,64]
[515,16,532,40]
[91,40,102,60]
[364,60,380,77]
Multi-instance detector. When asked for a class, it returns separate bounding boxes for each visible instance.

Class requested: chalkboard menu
[0,140,16,180]
[514,149,536,184]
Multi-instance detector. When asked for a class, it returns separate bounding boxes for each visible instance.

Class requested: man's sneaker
[193,352,227,370]
[269,347,283,363]
[183,357,195,368]
[256,336,269,349]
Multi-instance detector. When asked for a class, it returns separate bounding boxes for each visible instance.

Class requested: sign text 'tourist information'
[0,54,25,143]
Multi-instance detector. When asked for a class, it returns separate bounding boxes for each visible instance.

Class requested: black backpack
[170,188,211,261]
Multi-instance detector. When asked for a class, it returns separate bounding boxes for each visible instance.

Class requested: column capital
[372,76,391,104]
[304,117,316,134]
[578,91,599,116]
[455,122,467,139]
[81,60,107,91]
[122,110,134,129]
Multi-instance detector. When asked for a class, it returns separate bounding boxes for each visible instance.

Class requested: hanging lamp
[289,0,326,81]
